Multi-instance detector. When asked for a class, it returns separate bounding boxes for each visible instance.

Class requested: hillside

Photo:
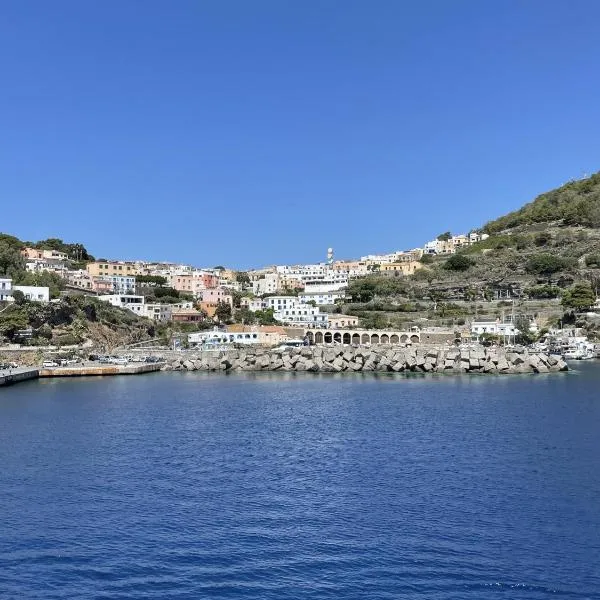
[344,172,600,339]
[0,295,163,350]
[483,172,600,234]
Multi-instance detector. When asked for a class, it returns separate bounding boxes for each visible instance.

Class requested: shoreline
[0,345,573,388]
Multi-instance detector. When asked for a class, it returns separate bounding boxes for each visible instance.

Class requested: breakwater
[163,345,568,374]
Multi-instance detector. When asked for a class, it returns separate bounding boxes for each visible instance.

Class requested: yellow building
[86,261,140,277]
[380,260,423,275]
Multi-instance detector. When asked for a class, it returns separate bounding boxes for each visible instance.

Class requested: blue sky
[1,1,599,268]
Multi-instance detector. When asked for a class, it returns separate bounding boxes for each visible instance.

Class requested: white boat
[563,339,595,360]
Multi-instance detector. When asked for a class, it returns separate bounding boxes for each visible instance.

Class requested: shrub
[524,285,561,299]
[585,254,600,268]
[525,254,572,276]
[443,255,474,271]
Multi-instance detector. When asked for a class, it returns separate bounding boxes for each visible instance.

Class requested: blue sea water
[1,365,599,599]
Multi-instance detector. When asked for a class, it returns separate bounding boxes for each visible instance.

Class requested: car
[42,361,59,368]
[110,357,128,365]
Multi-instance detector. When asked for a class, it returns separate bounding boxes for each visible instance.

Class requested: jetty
[39,362,164,377]
[0,362,164,387]
[162,344,569,374]
[0,367,40,387]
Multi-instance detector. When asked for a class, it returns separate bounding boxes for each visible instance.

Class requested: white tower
[327,247,334,265]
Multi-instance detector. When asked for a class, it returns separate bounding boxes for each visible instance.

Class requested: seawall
[163,345,569,375]
[0,368,40,387]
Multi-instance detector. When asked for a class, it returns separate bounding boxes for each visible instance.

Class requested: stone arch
[410,334,420,343]
[371,334,380,344]
[400,334,409,343]
[334,332,342,343]
[390,334,399,343]
[361,333,370,344]
[380,334,389,344]
[315,331,324,344]
[343,332,351,344]
[306,331,314,344]
[324,331,333,344]
[352,333,360,345]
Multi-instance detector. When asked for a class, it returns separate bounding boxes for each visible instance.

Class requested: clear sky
[1,1,599,268]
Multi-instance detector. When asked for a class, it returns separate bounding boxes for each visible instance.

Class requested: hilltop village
[2,171,600,355]
[0,231,499,347]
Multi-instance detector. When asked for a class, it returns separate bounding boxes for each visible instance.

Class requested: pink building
[170,273,219,296]
[200,287,233,306]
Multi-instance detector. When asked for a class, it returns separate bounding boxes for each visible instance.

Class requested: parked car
[42,361,59,368]
[110,357,128,365]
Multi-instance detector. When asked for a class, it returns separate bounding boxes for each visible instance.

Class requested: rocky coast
[163,345,569,375]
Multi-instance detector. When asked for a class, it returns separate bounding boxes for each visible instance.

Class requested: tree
[12,289,26,305]
[214,301,232,323]
[234,307,256,325]
[437,231,452,241]
[514,315,535,345]
[419,254,434,264]
[561,282,596,311]
[235,271,251,285]
[254,308,277,325]
[137,275,168,287]
[0,241,25,277]
[443,254,473,272]
[525,254,572,278]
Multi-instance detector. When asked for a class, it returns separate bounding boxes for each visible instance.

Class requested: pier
[39,362,164,377]
[0,367,40,387]
[1,363,163,387]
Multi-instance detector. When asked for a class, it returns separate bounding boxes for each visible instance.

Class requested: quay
[1,363,164,387]
[39,362,164,377]
[0,367,40,387]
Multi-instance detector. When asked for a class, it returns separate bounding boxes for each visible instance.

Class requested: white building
[0,279,50,302]
[13,285,50,302]
[25,260,69,275]
[241,298,267,312]
[303,278,348,294]
[188,329,262,347]
[471,320,519,337]
[97,275,136,295]
[252,273,281,296]
[0,278,12,302]
[141,303,172,322]
[264,296,328,328]
[298,290,347,305]
[97,294,145,315]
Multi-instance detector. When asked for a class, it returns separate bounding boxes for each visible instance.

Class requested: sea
[1,364,599,599]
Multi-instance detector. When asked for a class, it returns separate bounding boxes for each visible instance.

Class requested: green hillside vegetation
[344,172,600,339]
[0,295,160,348]
[483,172,600,233]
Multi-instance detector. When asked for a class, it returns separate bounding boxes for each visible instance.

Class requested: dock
[0,367,40,387]
[1,362,164,387]
[38,362,164,377]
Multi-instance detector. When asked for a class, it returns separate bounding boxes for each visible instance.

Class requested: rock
[497,357,510,371]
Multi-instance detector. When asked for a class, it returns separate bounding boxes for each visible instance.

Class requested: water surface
[1,366,599,599]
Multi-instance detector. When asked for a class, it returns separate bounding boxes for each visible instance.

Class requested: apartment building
[87,261,139,277]
[95,275,136,295]
[97,294,145,315]
[298,290,346,305]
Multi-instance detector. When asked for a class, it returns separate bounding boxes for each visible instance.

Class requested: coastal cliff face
[163,345,568,375]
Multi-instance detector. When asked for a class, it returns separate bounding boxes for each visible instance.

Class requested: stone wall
[163,345,568,375]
